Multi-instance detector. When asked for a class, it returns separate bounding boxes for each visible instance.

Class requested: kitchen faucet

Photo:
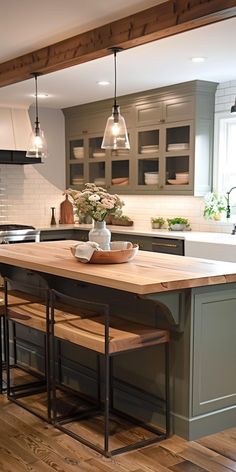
[226,186,236,219]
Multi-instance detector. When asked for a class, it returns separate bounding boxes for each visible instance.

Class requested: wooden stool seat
[54,315,169,354]
[1,290,84,333]
[1,290,169,355]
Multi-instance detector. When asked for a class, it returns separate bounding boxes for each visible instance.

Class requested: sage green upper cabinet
[63,80,217,196]
[136,95,194,125]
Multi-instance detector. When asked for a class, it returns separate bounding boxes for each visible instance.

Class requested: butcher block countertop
[0,241,236,294]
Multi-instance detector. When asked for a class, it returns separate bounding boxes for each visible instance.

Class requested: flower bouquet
[65,183,124,222]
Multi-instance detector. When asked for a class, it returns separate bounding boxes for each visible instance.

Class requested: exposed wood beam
[0,0,236,87]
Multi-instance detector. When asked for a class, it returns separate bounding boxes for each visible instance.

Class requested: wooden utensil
[59,195,74,224]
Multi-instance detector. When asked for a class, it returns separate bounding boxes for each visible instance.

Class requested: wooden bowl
[71,244,139,264]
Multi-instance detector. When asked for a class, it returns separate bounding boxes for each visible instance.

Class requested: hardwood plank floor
[0,396,236,472]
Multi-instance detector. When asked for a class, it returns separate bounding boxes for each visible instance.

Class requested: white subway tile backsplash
[225,87,236,96]
[216,88,225,97]
[0,164,63,226]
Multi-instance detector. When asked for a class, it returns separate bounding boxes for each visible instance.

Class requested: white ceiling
[0,1,236,109]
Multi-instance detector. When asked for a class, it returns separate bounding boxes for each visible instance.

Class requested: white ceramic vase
[89,220,111,250]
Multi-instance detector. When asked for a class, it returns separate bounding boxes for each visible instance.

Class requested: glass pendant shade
[26,72,47,159]
[102,48,130,150]
[102,105,130,149]
[26,124,47,158]
[231,98,236,114]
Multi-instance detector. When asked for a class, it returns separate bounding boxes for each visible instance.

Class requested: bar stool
[3,277,92,422]
[50,289,170,458]
[0,285,44,395]
[3,277,52,421]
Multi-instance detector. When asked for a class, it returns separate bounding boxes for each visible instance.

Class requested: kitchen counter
[0,240,236,294]
[38,225,236,261]
[0,240,235,441]
[37,223,186,239]
[37,223,236,243]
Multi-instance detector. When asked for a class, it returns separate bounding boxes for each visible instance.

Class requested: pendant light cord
[34,73,40,133]
[114,50,117,109]
[35,74,38,123]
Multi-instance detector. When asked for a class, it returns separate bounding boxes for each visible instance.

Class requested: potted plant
[167,217,191,231]
[151,217,165,229]
[203,192,227,220]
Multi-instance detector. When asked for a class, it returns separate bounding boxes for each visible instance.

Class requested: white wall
[0,106,65,227]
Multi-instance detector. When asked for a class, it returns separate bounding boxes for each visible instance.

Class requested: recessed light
[191,57,206,63]
[32,93,49,98]
[97,81,110,86]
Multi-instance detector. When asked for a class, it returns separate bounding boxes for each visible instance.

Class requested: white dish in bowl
[73,148,84,159]
[167,143,189,150]
[94,180,106,186]
[92,152,106,158]
[144,172,158,176]
[144,172,159,184]
[176,172,189,180]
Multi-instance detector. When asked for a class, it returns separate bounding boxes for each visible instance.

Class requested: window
[215,114,236,209]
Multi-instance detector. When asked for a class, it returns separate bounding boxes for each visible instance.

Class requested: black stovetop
[0,225,35,232]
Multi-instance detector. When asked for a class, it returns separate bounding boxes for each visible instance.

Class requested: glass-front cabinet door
[88,135,107,186]
[136,127,160,190]
[164,122,193,191]
[68,137,85,188]
[108,133,132,191]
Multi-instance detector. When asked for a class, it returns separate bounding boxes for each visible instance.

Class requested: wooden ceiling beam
[0,0,236,87]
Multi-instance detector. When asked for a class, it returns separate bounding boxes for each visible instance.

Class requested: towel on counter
[74,241,101,263]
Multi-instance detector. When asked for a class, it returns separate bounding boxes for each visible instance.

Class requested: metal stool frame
[4,277,52,422]
[50,289,170,458]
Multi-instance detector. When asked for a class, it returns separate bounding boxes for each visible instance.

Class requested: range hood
[0,107,42,164]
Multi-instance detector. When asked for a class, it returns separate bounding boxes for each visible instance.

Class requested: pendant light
[101,48,130,150]
[231,98,236,114]
[26,72,47,159]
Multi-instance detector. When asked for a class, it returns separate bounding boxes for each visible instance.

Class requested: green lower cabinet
[191,284,236,416]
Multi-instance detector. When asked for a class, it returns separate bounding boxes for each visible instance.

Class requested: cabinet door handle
[152,242,178,248]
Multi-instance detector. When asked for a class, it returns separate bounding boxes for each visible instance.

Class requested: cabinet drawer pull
[152,242,178,248]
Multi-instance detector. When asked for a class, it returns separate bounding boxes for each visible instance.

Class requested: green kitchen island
[0,240,235,440]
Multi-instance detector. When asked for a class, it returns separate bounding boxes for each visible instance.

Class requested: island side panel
[188,283,236,439]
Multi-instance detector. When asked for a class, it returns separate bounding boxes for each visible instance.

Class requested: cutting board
[59,195,74,224]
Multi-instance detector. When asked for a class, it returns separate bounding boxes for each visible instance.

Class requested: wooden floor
[0,396,235,471]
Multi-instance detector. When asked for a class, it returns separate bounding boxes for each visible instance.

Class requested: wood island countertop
[0,240,236,294]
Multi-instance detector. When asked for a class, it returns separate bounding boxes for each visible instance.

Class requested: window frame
[214,111,236,199]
